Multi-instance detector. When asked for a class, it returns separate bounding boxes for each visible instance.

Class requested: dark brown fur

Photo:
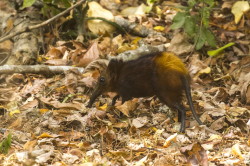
[87,52,202,132]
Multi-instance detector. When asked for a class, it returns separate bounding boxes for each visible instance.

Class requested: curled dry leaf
[39,97,86,111]
[45,59,67,66]
[6,73,25,84]
[231,1,250,24]
[207,108,226,117]
[59,131,85,140]
[180,142,208,166]
[239,73,250,104]
[69,149,84,159]
[86,149,102,162]
[45,46,66,59]
[62,153,79,164]
[19,99,39,110]
[168,33,193,55]
[64,71,79,93]
[210,117,228,131]
[23,140,37,151]
[152,113,168,125]
[186,126,207,140]
[87,1,115,35]
[188,54,209,78]
[80,108,107,127]
[207,87,229,102]
[163,133,177,148]
[201,134,222,150]
[121,4,147,17]
[71,42,100,67]
[9,117,22,129]
[132,116,148,129]
[35,150,54,164]
[176,134,192,144]
[116,99,138,117]
[21,78,46,96]
[227,107,249,117]
[112,122,129,128]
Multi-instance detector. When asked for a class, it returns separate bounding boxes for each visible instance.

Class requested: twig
[0,0,87,43]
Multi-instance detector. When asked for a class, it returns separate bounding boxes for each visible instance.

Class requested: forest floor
[0,0,250,165]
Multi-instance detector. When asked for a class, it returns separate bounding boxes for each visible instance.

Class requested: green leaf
[184,16,196,36]
[188,0,197,8]
[54,0,71,8]
[0,134,12,154]
[203,28,216,47]
[147,0,157,5]
[22,0,36,9]
[207,42,235,57]
[195,30,206,50]
[201,7,210,27]
[204,0,214,7]
[170,12,187,29]
[195,38,206,50]
[41,3,62,17]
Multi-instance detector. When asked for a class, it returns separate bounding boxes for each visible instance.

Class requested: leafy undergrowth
[0,0,250,165]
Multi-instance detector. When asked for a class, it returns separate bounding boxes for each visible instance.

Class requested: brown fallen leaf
[45,46,65,59]
[168,33,193,55]
[112,122,129,128]
[45,59,67,66]
[71,41,100,67]
[210,116,228,131]
[132,116,148,129]
[8,117,23,129]
[116,99,138,117]
[180,142,208,166]
[62,153,79,164]
[19,99,39,110]
[23,140,37,151]
[59,131,85,140]
[39,97,86,111]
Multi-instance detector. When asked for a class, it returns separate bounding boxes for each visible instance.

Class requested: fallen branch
[109,44,168,61]
[0,65,84,74]
[0,0,87,43]
[114,16,164,37]
[87,16,165,37]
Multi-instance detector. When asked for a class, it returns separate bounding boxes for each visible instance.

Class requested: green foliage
[207,42,235,57]
[145,0,159,13]
[22,0,36,9]
[171,12,187,29]
[147,0,158,4]
[0,134,12,154]
[171,0,216,50]
[22,0,71,17]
